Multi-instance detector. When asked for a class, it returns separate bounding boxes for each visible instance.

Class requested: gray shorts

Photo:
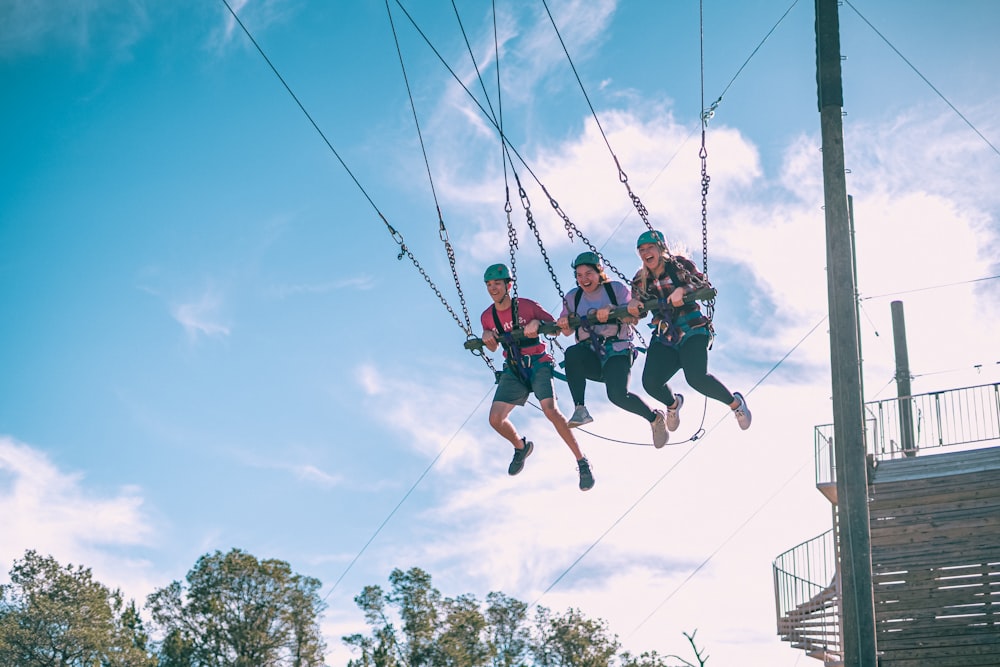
[493,362,556,406]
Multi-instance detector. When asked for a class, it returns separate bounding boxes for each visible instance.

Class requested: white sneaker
[733,392,751,430]
[651,410,669,448]
[666,393,684,432]
[568,405,594,429]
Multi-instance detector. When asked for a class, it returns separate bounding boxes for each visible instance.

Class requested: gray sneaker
[508,438,534,475]
[666,393,684,432]
[577,457,595,491]
[651,410,669,449]
[567,405,594,429]
[733,392,752,430]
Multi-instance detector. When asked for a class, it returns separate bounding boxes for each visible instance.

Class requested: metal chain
[439,216,473,333]
[699,122,715,320]
[614,155,656,236]
[534,182,632,286]
[388,224,471,336]
[505,188,519,303]
[513,173,564,300]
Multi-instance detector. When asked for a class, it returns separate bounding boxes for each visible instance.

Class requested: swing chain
[439,216,474,332]
[505,186,519,302]
[699,131,711,280]
[515,180,564,300]
[613,155,655,234]
[388,224,471,336]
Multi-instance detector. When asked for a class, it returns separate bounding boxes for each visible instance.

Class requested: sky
[2,0,1000,664]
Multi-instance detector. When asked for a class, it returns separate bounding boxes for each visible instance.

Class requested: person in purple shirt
[479,263,594,491]
[557,252,669,448]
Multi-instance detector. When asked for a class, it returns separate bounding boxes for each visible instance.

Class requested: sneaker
[733,392,752,430]
[666,393,684,432]
[577,457,595,491]
[508,438,534,476]
[567,405,594,429]
[651,410,669,449]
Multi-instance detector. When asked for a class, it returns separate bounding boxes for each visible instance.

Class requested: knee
[541,404,561,422]
[488,412,505,431]
[606,385,628,406]
[642,374,660,394]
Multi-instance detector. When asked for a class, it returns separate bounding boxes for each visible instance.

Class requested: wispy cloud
[267,275,376,299]
[171,289,231,341]
[0,0,150,59]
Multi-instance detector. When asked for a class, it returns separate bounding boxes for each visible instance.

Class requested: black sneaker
[508,438,534,476]
[577,457,595,491]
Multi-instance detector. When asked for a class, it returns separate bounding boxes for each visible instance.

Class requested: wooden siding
[869,447,1000,667]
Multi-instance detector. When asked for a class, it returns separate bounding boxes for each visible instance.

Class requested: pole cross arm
[463,287,716,352]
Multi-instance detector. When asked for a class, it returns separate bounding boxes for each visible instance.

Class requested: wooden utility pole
[891,300,916,455]
[815,1,879,665]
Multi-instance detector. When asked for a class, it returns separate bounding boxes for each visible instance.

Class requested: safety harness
[491,298,549,386]
[572,282,634,364]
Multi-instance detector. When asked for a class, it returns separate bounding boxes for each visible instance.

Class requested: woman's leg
[564,342,603,406]
[602,354,657,421]
[642,341,681,407]
[678,335,735,405]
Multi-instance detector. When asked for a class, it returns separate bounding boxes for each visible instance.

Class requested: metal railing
[815,382,1000,487]
[773,528,841,658]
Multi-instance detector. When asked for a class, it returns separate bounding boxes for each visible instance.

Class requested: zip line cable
[860,274,1000,301]
[321,384,495,602]
[220,0,500,376]
[386,0,474,337]
[627,450,812,638]
[843,0,1000,159]
[391,0,633,287]
[529,315,828,607]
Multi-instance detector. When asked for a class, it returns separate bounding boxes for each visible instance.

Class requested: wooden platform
[868,446,1000,667]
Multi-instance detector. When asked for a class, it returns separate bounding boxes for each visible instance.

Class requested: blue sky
[2,0,999,664]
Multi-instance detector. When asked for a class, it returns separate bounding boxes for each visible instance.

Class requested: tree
[529,606,619,667]
[484,591,529,667]
[0,549,156,667]
[146,548,326,667]
[344,568,709,667]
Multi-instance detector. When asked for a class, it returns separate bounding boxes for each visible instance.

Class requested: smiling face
[485,278,510,305]
[637,242,664,273]
[575,265,602,294]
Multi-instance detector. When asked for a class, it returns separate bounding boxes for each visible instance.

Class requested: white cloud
[267,275,376,299]
[172,289,231,340]
[0,0,149,58]
[0,436,156,595]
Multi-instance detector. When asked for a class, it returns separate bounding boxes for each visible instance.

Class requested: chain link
[505,187,519,303]
[388,224,471,336]
[515,175,564,301]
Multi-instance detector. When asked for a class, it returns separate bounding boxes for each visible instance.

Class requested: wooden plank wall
[869,457,1000,667]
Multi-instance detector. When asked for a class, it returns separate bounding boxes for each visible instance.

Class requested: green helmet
[571,251,602,269]
[636,229,666,248]
[483,263,511,282]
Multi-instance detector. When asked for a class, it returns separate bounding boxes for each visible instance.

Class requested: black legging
[642,334,734,407]
[564,342,656,421]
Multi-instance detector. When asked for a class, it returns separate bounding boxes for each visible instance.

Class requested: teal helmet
[571,251,602,269]
[636,229,666,248]
[483,263,511,282]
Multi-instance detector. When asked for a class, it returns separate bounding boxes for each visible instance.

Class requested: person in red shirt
[480,263,594,491]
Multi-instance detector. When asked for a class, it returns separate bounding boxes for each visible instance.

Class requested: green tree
[146,548,326,667]
[530,606,619,667]
[0,549,156,667]
[344,567,706,667]
[484,591,528,667]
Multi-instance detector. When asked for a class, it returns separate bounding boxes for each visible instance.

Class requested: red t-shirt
[480,297,553,361]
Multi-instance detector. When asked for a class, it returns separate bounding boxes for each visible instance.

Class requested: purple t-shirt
[560,281,634,352]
